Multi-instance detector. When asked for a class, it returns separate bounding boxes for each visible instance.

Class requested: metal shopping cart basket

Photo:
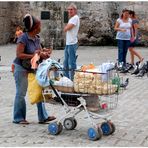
[42,68,120,141]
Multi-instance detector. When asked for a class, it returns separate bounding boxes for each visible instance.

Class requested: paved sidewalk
[0,44,148,146]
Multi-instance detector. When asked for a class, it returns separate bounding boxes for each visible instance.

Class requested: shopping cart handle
[49,80,61,99]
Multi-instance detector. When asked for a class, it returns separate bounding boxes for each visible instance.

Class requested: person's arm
[64,23,75,32]
[114,21,126,32]
[40,47,52,59]
[13,32,17,42]
[16,43,35,59]
[133,23,139,38]
[42,48,52,54]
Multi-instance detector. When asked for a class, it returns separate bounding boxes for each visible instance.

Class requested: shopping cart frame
[42,68,119,141]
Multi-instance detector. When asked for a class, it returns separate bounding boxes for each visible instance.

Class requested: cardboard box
[48,85,74,93]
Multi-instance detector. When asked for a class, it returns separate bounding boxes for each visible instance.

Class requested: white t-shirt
[116,18,132,40]
[66,15,80,45]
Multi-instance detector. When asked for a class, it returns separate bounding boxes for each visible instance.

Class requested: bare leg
[129,47,135,64]
[129,47,143,64]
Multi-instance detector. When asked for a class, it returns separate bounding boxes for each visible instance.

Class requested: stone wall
[0,2,12,44]
[0,1,148,47]
[0,2,30,44]
[30,1,148,48]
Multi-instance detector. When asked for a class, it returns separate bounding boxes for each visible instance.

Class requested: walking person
[12,14,56,124]
[63,3,80,80]
[114,9,132,72]
[128,10,144,70]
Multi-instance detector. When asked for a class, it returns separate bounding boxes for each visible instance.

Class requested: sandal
[38,116,56,124]
[13,120,30,124]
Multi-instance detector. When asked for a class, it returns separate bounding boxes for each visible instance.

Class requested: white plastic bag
[100,62,115,82]
[54,76,73,87]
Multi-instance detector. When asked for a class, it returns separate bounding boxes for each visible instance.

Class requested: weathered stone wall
[0,2,12,44]
[29,1,148,48]
[0,2,30,44]
[0,1,148,47]
[29,2,65,49]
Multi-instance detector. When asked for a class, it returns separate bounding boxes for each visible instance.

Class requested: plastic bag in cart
[36,58,62,87]
[100,62,115,82]
[54,76,73,87]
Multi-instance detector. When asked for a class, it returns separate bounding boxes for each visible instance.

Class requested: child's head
[16,26,22,31]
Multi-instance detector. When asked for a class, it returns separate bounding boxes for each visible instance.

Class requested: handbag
[130,37,135,43]
[21,59,32,71]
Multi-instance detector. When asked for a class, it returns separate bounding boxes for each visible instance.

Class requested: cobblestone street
[0,44,148,146]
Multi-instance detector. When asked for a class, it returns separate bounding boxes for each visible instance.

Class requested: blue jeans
[13,64,48,123]
[63,44,78,80]
[117,40,130,66]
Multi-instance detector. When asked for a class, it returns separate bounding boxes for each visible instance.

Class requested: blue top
[13,32,41,65]
[132,19,139,25]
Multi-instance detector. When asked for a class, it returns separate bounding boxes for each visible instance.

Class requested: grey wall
[0,2,30,44]
[0,1,148,47]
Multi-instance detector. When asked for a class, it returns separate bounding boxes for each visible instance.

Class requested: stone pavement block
[114,139,138,147]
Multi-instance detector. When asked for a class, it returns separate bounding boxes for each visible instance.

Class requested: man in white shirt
[63,3,80,80]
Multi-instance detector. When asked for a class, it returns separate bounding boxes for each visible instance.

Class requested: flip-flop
[38,116,56,124]
[13,120,30,124]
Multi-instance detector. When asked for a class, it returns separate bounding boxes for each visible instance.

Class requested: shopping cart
[42,68,120,141]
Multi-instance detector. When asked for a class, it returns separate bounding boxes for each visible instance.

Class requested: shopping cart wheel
[48,122,63,135]
[100,122,112,136]
[57,122,63,134]
[87,127,102,141]
[73,118,77,129]
[109,121,116,134]
[63,117,77,130]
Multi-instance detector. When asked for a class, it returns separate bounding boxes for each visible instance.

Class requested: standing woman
[128,10,144,70]
[114,9,132,72]
[12,14,56,124]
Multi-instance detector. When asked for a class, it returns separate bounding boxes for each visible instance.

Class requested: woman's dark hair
[121,9,129,18]
[129,10,136,18]
[23,14,40,32]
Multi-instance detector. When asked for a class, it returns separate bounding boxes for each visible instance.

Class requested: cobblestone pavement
[0,44,148,146]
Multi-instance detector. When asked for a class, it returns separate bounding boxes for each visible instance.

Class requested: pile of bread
[74,71,117,95]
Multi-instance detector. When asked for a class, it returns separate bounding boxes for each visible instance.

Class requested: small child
[13,26,23,43]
